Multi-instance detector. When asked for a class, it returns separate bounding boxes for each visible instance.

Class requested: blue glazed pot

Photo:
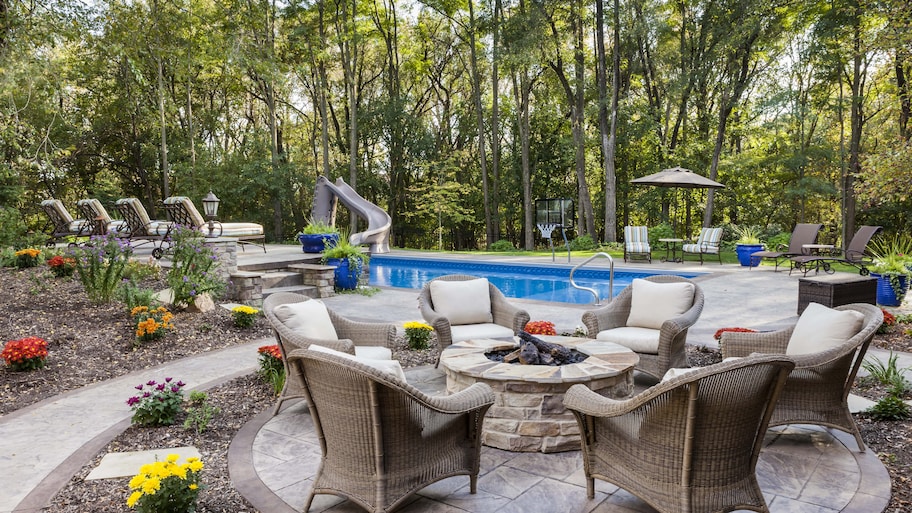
[872,273,908,307]
[735,244,763,267]
[298,233,339,253]
[327,257,363,290]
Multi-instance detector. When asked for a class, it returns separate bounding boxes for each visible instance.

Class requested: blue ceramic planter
[873,273,908,307]
[735,244,763,267]
[327,257,363,290]
[298,233,339,253]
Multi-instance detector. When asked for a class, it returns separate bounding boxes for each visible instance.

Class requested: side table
[659,238,684,263]
[797,274,877,314]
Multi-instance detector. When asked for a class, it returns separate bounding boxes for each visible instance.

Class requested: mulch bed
[2,265,911,511]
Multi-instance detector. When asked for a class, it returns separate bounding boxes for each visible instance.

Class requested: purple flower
[183,276,189,283]
[171,386,180,393]
[126,396,140,406]
[146,380,157,386]
[165,377,172,383]
[142,392,151,398]
[157,396,166,402]
[135,384,144,390]
[156,383,166,391]
[176,381,186,387]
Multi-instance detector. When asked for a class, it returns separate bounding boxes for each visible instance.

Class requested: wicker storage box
[798,274,876,314]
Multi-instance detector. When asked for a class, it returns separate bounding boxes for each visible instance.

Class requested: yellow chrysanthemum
[188,459,204,472]
[403,321,433,331]
[141,477,161,494]
[233,305,259,315]
[126,491,143,507]
[166,454,179,463]
[188,484,198,490]
[128,474,146,489]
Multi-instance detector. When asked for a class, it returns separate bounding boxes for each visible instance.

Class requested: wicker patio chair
[162,196,265,252]
[582,275,704,380]
[564,354,794,513]
[623,225,652,263]
[287,347,495,513]
[680,226,723,265]
[114,197,173,258]
[750,223,822,271]
[76,199,128,236]
[39,199,90,246]
[264,292,397,415]
[720,302,882,451]
[418,274,530,367]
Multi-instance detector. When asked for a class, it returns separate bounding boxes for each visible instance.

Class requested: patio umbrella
[630,166,725,189]
[630,167,724,237]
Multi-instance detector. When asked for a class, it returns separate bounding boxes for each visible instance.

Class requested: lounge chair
[750,223,822,271]
[680,226,723,265]
[720,302,882,451]
[286,347,494,513]
[39,199,90,247]
[789,225,882,276]
[623,225,651,263]
[75,199,129,236]
[264,292,397,414]
[418,275,530,367]
[162,196,265,252]
[114,198,173,258]
[582,276,704,380]
[564,354,794,513]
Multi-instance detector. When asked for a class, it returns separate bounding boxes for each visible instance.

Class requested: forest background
[1,0,910,251]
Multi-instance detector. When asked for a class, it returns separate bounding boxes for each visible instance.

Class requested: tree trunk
[573,0,595,238]
[468,0,492,249]
[156,54,170,199]
[491,0,502,243]
[845,3,864,247]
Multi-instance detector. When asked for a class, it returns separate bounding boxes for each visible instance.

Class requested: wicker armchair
[564,354,795,513]
[582,276,704,380]
[418,275,530,366]
[720,303,883,451]
[287,347,495,513]
[264,292,396,415]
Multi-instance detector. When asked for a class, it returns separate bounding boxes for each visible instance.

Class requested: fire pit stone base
[440,336,639,453]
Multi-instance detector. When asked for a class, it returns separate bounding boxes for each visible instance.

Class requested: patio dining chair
[564,354,795,513]
[720,302,883,451]
[162,196,266,252]
[39,199,90,246]
[287,347,494,513]
[680,227,723,265]
[264,292,398,415]
[582,275,704,380]
[114,197,173,258]
[623,226,652,263]
[418,275,530,367]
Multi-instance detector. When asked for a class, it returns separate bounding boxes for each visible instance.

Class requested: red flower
[881,309,896,327]
[713,327,758,340]
[525,321,557,336]
[258,345,283,360]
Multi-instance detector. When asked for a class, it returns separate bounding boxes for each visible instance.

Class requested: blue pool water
[368,256,703,305]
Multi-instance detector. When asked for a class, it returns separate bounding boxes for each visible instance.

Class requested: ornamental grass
[126,453,203,513]
[1,336,49,371]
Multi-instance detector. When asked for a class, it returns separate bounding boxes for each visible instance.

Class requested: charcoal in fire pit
[518,331,572,361]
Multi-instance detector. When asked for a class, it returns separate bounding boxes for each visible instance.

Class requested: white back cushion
[273,300,339,341]
[787,303,865,355]
[626,279,695,330]
[429,278,493,325]
[309,344,406,381]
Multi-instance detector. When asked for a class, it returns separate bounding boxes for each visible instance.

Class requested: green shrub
[117,281,156,310]
[183,391,220,434]
[71,233,133,303]
[0,247,16,267]
[0,206,28,248]
[866,392,912,421]
[490,239,514,252]
[121,259,162,282]
[648,223,674,246]
[166,227,225,307]
[569,234,597,251]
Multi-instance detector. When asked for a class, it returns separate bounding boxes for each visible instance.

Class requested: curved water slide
[311,176,391,253]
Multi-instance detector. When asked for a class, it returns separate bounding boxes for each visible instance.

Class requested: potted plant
[321,235,368,290]
[732,225,763,267]
[869,234,912,307]
[297,218,340,253]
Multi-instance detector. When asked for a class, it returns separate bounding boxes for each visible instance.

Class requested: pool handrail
[569,252,614,305]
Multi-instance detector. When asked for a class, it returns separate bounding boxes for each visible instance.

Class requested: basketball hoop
[537,223,559,239]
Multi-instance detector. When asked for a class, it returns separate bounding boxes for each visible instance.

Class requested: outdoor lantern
[202,190,220,235]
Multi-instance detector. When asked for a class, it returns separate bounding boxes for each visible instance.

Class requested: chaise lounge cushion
[429,278,493,325]
[626,279,696,330]
[787,302,865,355]
[272,300,339,341]
[308,344,405,381]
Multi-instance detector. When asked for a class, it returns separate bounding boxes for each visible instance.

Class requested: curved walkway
[1,253,902,512]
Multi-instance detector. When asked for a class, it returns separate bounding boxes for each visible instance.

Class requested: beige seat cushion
[787,302,865,355]
[429,278,493,325]
[272,300,339,341]
[626,279,695,330]
[309,344,406,381]
[354,346,394,361]
[596,326,660,354]
[451,323,515,343]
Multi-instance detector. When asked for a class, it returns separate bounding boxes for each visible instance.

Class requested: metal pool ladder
[569,252,614,306]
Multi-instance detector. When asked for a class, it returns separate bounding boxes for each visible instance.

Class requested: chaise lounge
[39,199,90,247]
[162,196,265,252]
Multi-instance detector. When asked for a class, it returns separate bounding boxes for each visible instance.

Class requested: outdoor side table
[797,274,876,314]
[659,238,684,263]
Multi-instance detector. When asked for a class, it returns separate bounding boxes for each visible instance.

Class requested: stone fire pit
[439,335,639,453]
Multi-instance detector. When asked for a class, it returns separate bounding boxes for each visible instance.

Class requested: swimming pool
[368,255,703,304]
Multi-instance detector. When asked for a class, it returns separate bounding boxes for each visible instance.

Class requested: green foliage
[731,225,762,245]
[121,260,162,282]
[127,378,186,427]
[299,218,338,235]
[116,282,156,310]
[231,306,259,328]
[490,239,515,252]
[647,223,674,246]
[71,233,133,303]
[257,346,285,396]
[166,227,226,308]
[0,207,28,249]
[866,392,911,421]
[568,234,596,251]
[183,391,220,435]
[0,247,16,267]
[862,352,911,392]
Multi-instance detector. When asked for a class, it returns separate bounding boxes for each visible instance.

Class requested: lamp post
[202,190,220,236]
